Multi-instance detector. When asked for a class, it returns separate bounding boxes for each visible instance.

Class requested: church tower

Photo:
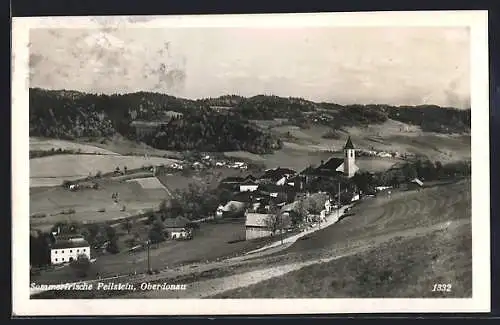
[343,136,357,178]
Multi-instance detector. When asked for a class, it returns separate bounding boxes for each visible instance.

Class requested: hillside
[29,88,471,155]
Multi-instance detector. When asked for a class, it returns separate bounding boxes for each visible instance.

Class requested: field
[30,137,119,155]
[127,177,168,190]
[80,135,182,159]
[29,180,168,229]
[31,219,296,286]
[30,154,180,187]
[225,119,470,172]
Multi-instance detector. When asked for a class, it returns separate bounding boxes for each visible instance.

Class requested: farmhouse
[50,237,91,265]
[164,217,192,240]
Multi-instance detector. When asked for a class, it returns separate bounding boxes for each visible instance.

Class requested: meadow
[30,154,180,187]
[30,137,119,155]
[29,180,168,230]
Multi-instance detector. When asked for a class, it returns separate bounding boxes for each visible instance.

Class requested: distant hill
[29,88,471,154]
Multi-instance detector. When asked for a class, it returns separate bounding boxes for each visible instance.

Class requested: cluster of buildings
[214,137,363,240]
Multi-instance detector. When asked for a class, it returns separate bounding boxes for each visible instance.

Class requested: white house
[239,179,259,192]
[50,238,91,265]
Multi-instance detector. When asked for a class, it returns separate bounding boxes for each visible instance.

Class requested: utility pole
[337,182,341,220]
[146,240,151,273]
[280,213,284,246]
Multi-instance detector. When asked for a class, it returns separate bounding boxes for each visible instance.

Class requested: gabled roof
[51,239,90,249]
[245,212,292,228]
[319,157,344,170]
[261,167,296,182]
[240,178,258,186]
[344,136,355,150]
[244,175,257,182]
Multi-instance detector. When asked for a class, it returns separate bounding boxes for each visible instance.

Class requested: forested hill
[29,88,282,154]
[29,88,471,151]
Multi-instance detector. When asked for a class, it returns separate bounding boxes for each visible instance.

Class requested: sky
[29,26,471,108]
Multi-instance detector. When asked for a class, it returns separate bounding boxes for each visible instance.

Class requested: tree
[148,220,165,244]
[122,219,133,234]
[70,254,91,278]
[107,239,120,254]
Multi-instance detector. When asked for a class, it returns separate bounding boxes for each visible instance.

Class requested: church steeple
[344,136,355,150]
[343,136,357,178]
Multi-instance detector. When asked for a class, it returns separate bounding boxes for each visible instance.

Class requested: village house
[245,209,293,241]
[164,217,192,240]
[50,236,91,265]
[239,178,259,192]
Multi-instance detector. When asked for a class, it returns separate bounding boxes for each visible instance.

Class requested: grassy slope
[214,222,471,298]
[208,179,472,298]
[29,180,168,229]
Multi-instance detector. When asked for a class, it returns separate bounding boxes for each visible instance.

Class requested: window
[55,251,58,254]
[77,249,80,253]
[345,151,348,157]
[61,250,64,254]
[62,258,65,262]
[55,258,58,262]
[70,250,73,253]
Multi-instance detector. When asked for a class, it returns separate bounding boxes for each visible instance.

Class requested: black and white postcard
[12,10,490,315]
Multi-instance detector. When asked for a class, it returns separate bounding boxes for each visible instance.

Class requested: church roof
[319,157,344,170]
[344,136,355,150]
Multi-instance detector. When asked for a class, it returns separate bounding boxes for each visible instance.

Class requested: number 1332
[432,284,452,292]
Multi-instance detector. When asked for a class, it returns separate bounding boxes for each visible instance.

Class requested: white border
[12,11,490,316]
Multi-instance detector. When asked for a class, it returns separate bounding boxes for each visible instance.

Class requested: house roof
[164,216,190,228]
[245,212,293,228]
[220,176,245,184]
[244,175,257,181]
[344,136,355,149]
[261,167,296,182]
[240,178,258,186]
[281,201,298,212]
[51,239,90,249]
[232,191,253,202]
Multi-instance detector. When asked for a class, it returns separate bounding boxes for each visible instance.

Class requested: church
[302,136,360,180]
